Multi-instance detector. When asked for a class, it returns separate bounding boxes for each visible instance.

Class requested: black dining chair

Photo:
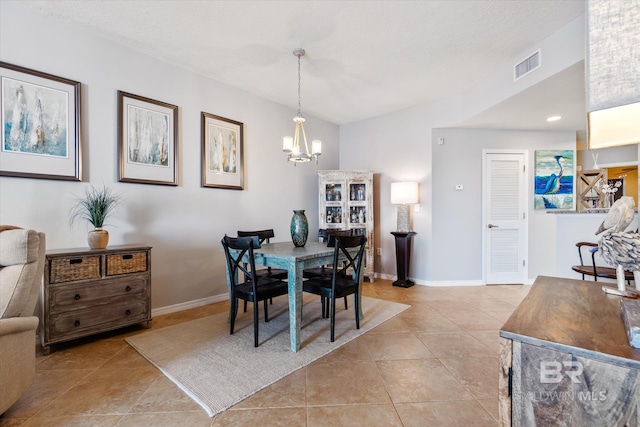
[303,229,352,310]
[237,229,288,280]
[302,234,367,342]
[221,235,289,347]
[303,229,352,279]
[237,229,288,312]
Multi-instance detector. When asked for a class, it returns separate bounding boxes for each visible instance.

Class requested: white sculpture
[596,196,640,297]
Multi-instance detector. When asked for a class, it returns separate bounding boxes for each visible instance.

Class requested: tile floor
[0,279,531,426]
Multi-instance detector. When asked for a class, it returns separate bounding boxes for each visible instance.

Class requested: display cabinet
[318,170,374,282]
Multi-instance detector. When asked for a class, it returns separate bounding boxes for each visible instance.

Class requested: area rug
[125,295,409,417]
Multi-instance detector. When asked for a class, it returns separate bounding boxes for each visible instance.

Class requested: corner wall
[340,15,586,285]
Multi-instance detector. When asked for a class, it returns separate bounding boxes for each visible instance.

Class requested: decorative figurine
[597,196,640,297]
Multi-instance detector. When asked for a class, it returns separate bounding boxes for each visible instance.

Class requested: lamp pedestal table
[391,231,416,288]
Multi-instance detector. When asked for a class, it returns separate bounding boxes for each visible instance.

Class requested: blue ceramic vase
[290,209,308,247]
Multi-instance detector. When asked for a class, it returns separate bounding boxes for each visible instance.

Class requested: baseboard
[426,280,485,287]
[375,273,484,287]
[152,293,229,316]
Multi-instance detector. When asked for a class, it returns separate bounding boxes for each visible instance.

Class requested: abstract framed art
[201,112,244,190]
[534,149,575,210]
[0,61,82,180]
[117,90,178,186]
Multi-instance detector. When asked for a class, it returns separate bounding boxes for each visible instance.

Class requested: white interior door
[483,151,528,284]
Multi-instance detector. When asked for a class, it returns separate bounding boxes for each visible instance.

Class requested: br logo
[540,361,583,384]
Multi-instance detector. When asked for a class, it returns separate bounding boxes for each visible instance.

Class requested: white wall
[340,15,586,285]
[577,144,638,169]
[431,128,575,283]
[0,2,340,311]
[554,212,617,283]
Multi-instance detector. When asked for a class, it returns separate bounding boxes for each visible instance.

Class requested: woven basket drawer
[49,256,101,283]
[106,251,148,276]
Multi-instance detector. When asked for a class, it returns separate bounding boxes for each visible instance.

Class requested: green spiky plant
[69,184,122,229]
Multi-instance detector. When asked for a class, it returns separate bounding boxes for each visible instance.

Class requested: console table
[499,276,640,426]
[42,245,152,354]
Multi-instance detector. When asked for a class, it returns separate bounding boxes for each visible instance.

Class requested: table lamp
[390,182,419,232]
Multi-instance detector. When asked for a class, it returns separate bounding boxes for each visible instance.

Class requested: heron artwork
[596,196,640,298]
[542,155,564,208]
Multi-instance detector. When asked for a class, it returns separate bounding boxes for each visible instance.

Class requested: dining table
[224,241,364,352]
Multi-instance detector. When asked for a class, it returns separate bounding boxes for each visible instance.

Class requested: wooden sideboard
[42,244,152,354]
[499,276,640,426]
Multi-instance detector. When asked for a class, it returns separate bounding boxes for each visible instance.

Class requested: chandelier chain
[297,53,302,116]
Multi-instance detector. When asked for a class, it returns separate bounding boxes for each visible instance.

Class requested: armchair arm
[0,316,39,415]
[0,316,39,336]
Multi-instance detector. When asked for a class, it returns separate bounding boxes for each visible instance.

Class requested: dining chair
[302,234,367,342]
[303,229,352,310]
[237,229,288,280]
[221,235,289,347]
[237,229,288,312]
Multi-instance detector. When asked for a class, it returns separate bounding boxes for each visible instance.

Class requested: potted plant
[70,184,122,249]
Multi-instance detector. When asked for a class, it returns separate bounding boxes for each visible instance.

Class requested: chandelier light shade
[391,182,419,232]
[282,48,321,164]
[586,0,640,149]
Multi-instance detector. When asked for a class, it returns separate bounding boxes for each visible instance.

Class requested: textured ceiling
[14,0,585,126]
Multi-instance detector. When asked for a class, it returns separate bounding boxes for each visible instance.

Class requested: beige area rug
[126,295,409,417]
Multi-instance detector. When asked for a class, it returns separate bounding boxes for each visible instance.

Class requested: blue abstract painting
[2,77,68,157]
[534,149,574,209]
[127,105,169,167]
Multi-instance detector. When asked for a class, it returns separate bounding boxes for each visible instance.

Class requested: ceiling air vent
[514,49,541,81]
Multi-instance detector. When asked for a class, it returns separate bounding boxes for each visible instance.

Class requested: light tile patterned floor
[0,280,531,426]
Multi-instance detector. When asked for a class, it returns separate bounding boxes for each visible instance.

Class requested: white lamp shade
[311,139,322,155]
[283,136,293,152]
[391,182,419,205]
[588,101,640,149]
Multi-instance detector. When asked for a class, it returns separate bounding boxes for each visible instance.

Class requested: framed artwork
[201,112,244,190]
[534,149,575,210]
[0,62,81,180]
[117,90,178,186]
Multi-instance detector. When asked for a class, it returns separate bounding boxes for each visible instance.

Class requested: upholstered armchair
[0,228,45,415]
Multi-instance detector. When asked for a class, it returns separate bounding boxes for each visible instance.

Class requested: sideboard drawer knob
[125,286,131,292]
[125,309,131,316]
[74,294,81,300]
[74,320,80,327]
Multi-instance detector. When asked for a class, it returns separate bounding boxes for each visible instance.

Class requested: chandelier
[282,48,321,164]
